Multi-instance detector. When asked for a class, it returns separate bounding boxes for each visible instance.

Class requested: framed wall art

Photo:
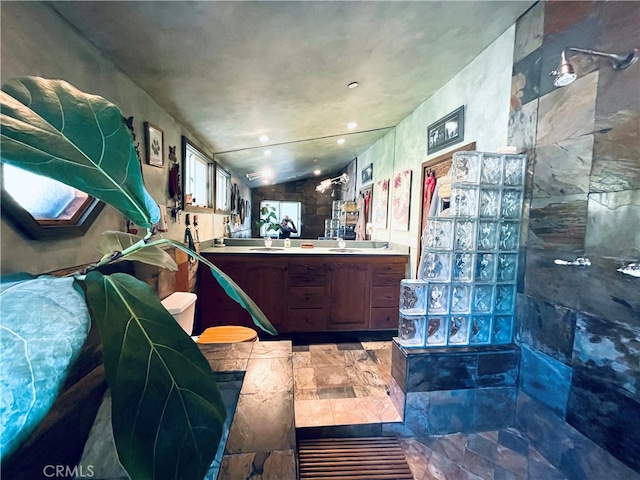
[392,169,412,231]
[361,163,373,184]
[373,178,389,229]
[427,105,465,154]
[144,121,164,167]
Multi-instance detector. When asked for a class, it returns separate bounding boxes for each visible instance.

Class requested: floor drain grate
[298,436,413,479]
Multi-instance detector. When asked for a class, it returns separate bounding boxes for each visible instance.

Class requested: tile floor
[292,340,568,479]
[293,341,401,428]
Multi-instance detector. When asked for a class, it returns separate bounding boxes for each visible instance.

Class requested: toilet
[161,292,197,335]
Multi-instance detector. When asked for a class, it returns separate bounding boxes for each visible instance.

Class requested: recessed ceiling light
[261,168,273,178]
[337,138,345,145]
[264,149,272,156]
[259,135,269,143]
[347,122,357,130]
[314,169,321,175]
[347,81,359,89]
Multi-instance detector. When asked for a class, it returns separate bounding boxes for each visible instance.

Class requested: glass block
[448,316,470,345]
[477,221,500,250]
[497,254,518,282]
[454,220,476,250]
[475,253,497,283]
[470,316,492,344]
[426,316,447,346]
[424,218,454,249]
[427,284,450,314]
[499,222,520,251]
[398,313,426,347]
[451,187,479,217]
[453,252,474,283]
[399,279,428,315]
[503,156,526,187]
[452,152,481,184]
[450,284,472,313]
[495,284,516,313]
[479,189,501,219]
[492,315,513,344]
[473,285,494,313]
[501,189,522,219]
[420,251,452,283]
[481,155,502,185]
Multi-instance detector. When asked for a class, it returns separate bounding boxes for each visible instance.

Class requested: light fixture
[315,173,349,193]
[263,149,272,156]
[337,138,345,145]
[347,81,359,89]
[246,168,274,182]
[347,122,357,130]
[314,169,321,175]
[550,47,638,87]
[258,135,269,143]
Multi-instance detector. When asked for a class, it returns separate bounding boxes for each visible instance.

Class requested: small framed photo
[427,105,465,154]
[144,121,164,167]
[361,163,373,184]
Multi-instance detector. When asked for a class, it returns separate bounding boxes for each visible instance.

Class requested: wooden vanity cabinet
[197,253,407,335]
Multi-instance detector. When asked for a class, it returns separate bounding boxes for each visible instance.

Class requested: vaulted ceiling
[50,1,534,185]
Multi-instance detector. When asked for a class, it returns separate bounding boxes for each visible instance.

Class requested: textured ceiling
[50,1,534,186]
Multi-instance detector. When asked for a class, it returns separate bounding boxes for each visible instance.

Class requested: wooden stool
[197,326,258,344]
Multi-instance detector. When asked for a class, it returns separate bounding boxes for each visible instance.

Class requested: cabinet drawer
[372,263,407,286]
[371,286,400,308]
[289,287,329,309]
[370,308,399,329]
[289,263,328,286]
[288,309,326,332]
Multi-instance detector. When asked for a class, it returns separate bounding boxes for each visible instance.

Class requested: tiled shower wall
[509,1,639,474]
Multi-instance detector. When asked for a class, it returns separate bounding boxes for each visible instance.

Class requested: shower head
[550,47,638,87]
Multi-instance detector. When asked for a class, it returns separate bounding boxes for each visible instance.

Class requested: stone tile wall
[390,341,519,436]
[509,1,640,474]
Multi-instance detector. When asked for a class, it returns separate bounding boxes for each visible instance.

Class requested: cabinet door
[241,261,289,332]
[328,262,371,329]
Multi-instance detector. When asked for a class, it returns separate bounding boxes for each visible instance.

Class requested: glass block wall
[399,151,526,348]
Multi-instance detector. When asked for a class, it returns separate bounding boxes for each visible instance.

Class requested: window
[1,163,104,239]
[259,200,301,237]
[182,137,213,209]
[215,165,231,213]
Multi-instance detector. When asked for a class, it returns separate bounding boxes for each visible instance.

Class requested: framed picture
[427,105,464,154]
[361,163,373,184]
[392,169,412,231]
[373,178,389,229]
[144,122,164,167]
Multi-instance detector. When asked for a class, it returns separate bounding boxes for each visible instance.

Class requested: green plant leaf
[0,77,159,228]
[0,276,91,461]
[83,272,225,480]
[97,231,178,271]
[148,238,277,335]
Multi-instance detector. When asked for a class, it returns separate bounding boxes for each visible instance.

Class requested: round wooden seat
[197,326,258,344]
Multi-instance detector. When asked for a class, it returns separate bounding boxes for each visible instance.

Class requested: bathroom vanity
[196,242,409,335]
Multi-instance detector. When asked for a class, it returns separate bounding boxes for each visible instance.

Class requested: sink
[328,248,361,253]
[249,247,285,251]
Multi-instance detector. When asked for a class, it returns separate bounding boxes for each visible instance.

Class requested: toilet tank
[161,292,197,335]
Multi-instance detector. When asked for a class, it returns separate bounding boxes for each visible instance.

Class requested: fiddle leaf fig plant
[0,77,276,480]
[255,205,280,234]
